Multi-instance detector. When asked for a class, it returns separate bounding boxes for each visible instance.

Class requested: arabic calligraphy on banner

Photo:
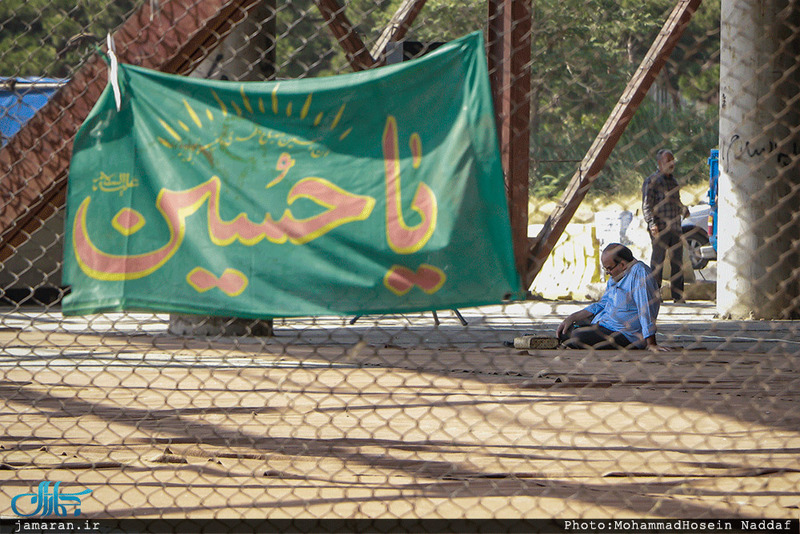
[62,32,521,318]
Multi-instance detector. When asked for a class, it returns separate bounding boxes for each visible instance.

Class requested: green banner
[63,32,521,319]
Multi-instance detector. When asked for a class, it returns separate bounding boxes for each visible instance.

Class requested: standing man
[642,149,689,303]
[556,243,665,351]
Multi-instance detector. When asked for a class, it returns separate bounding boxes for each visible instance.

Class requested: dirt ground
[1,302,799,520]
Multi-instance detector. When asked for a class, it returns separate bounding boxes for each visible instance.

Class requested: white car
[682,203,715,269]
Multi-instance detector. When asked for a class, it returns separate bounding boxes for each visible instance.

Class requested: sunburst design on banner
[156,85,345,162]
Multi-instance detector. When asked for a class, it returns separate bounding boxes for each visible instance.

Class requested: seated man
[556,243,667,351]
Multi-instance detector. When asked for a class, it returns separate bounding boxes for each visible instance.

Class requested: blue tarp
[0,77,66,146]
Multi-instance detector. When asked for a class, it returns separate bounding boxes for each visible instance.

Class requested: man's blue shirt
[584,260,660,342]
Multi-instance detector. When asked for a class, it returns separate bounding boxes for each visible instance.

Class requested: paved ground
[0,301,798,520]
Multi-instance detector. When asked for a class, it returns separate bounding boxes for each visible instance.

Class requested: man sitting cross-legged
[556,243,669,351]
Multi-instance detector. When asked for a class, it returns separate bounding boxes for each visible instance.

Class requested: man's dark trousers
[559,323,633,350]
[650,227,684,301]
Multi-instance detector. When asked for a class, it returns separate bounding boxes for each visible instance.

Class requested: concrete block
[169,314,274,336]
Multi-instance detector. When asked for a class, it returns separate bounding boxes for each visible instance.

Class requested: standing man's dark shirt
[642,170,684,232]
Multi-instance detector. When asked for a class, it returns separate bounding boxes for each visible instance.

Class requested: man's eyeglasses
[603,260,619,275]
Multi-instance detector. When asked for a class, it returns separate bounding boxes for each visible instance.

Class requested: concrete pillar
[717,0,800,319]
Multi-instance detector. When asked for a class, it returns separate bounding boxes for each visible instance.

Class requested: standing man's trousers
[650,227,684,301]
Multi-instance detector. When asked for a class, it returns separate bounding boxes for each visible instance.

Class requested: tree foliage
[527,0,720,199]
[1,0,720,198]
[0,0,137,78]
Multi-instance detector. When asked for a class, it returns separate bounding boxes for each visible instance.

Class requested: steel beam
[315,0,376,71]
[488,0,532,285]
[525,0,702,287]
[370,0,429,65]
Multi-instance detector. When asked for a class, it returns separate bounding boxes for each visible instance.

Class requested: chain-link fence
[1,0,799,526]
